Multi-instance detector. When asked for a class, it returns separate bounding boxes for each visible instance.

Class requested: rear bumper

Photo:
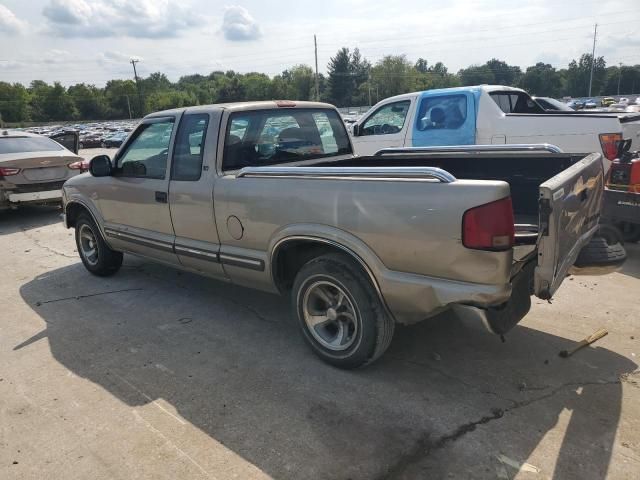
[379,268,513,326]
[7,190,62,203]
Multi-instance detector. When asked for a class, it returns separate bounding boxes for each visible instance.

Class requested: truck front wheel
[75,214,123,276]
[291,254,394,369]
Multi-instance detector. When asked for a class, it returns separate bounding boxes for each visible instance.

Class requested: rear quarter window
[222,108,351,170]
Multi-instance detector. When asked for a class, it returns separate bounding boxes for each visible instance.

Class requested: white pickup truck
[350,85,640,167]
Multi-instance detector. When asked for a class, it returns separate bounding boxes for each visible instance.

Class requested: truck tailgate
[534,152,604,299]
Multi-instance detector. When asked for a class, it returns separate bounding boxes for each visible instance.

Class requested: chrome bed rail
[374,144,564,156]
[236,166,456,183]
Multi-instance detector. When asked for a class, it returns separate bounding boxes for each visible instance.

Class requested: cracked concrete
[1,206,639,480]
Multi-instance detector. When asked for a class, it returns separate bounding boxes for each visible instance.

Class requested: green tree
[486,58,522,85]
[350,49,371,105]
[327,48,355,106]
[0,82,30,123]
[414,58,429,74]
[565,53,606,97]
[104,79,139,119]
[602,65,640,95]
[370,55,415,99]
[242,72,273,100]
[67,83,107,119]
[458,65,495,85]
[40,82,78,121]
[520,63,564,97]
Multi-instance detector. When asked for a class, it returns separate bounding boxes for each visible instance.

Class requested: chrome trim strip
[104,229,174,253]
[375,144,564,155]
[219,253,265,271]
[237,166,456,183]
[174,244,220,262]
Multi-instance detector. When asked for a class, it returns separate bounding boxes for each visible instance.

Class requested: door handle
[155,191,168,203]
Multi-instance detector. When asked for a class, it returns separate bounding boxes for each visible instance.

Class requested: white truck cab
[351,85,640,171]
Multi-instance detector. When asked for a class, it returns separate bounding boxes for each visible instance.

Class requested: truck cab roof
[376,85,527,104]
[146,100,337,119]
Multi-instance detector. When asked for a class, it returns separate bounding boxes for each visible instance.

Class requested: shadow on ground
[15,256,637,479]
[0,205,63,235]
[620,242,640,280]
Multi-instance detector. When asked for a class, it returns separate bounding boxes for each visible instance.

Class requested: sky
[0,0,639,86]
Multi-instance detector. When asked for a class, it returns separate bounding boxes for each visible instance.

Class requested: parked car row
[22,120,137,150]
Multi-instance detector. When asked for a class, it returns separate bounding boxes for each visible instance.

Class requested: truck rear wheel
[75,213,123,276]
[291,253,394,369]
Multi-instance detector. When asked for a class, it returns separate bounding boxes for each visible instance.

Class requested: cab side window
[171,114,209,181]
[416,95,467,131]
[222,109,351,170]
[117,120,174,179]
[360,101,411,136]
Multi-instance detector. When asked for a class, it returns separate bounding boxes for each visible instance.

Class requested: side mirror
[89,155,112,177]
[352,124,360,137]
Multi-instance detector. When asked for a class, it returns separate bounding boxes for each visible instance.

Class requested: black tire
[79,142,84,150]
[75,213,123,276]
[618,222,640,243]
[598,223,624,246]
[574,236,627,268]
[291,253,394,369]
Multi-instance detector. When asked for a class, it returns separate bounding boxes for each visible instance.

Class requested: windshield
[0,136,64,154]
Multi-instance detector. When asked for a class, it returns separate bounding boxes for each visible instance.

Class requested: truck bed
[320,152,584,237]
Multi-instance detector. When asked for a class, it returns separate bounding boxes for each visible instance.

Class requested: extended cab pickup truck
[62,101,620,368]
[350,85,640,166]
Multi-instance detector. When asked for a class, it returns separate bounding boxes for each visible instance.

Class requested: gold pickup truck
[61,101,623,368]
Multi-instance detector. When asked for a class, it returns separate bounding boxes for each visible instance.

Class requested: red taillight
[631,160,640,194]
[463,197,515,251]
[599,133,623,161]
[68,160,90,171]
[0,167,20,176]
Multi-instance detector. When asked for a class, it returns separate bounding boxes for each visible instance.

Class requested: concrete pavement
[1,206,639,479]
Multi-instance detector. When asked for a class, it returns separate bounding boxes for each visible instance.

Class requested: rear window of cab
[222,108,352,170]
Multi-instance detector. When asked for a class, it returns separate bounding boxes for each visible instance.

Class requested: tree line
[1,48,639,124]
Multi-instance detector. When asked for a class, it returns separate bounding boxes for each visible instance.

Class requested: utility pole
[125,95,132,119]
[617,63,623,96]
[130,59,143,117]
[314,35,320,101]
[588,23,597,97]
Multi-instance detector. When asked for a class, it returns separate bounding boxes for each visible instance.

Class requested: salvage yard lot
[1,206,639,480]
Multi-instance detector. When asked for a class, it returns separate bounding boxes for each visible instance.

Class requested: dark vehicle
[600,140,640,243]
[533,97,574,111]
[79,134,104,149]
[567,100,585,110]
[102,132,128,148]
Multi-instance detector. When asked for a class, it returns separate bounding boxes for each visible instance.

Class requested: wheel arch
[64,200,110,247]
[270,235,394,322]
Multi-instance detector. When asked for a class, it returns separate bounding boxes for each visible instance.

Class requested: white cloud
[221,6,261,41]
[0,4,28,34]
[42,49,74,64]
[42,0,205,38]
[100,50,143,63]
